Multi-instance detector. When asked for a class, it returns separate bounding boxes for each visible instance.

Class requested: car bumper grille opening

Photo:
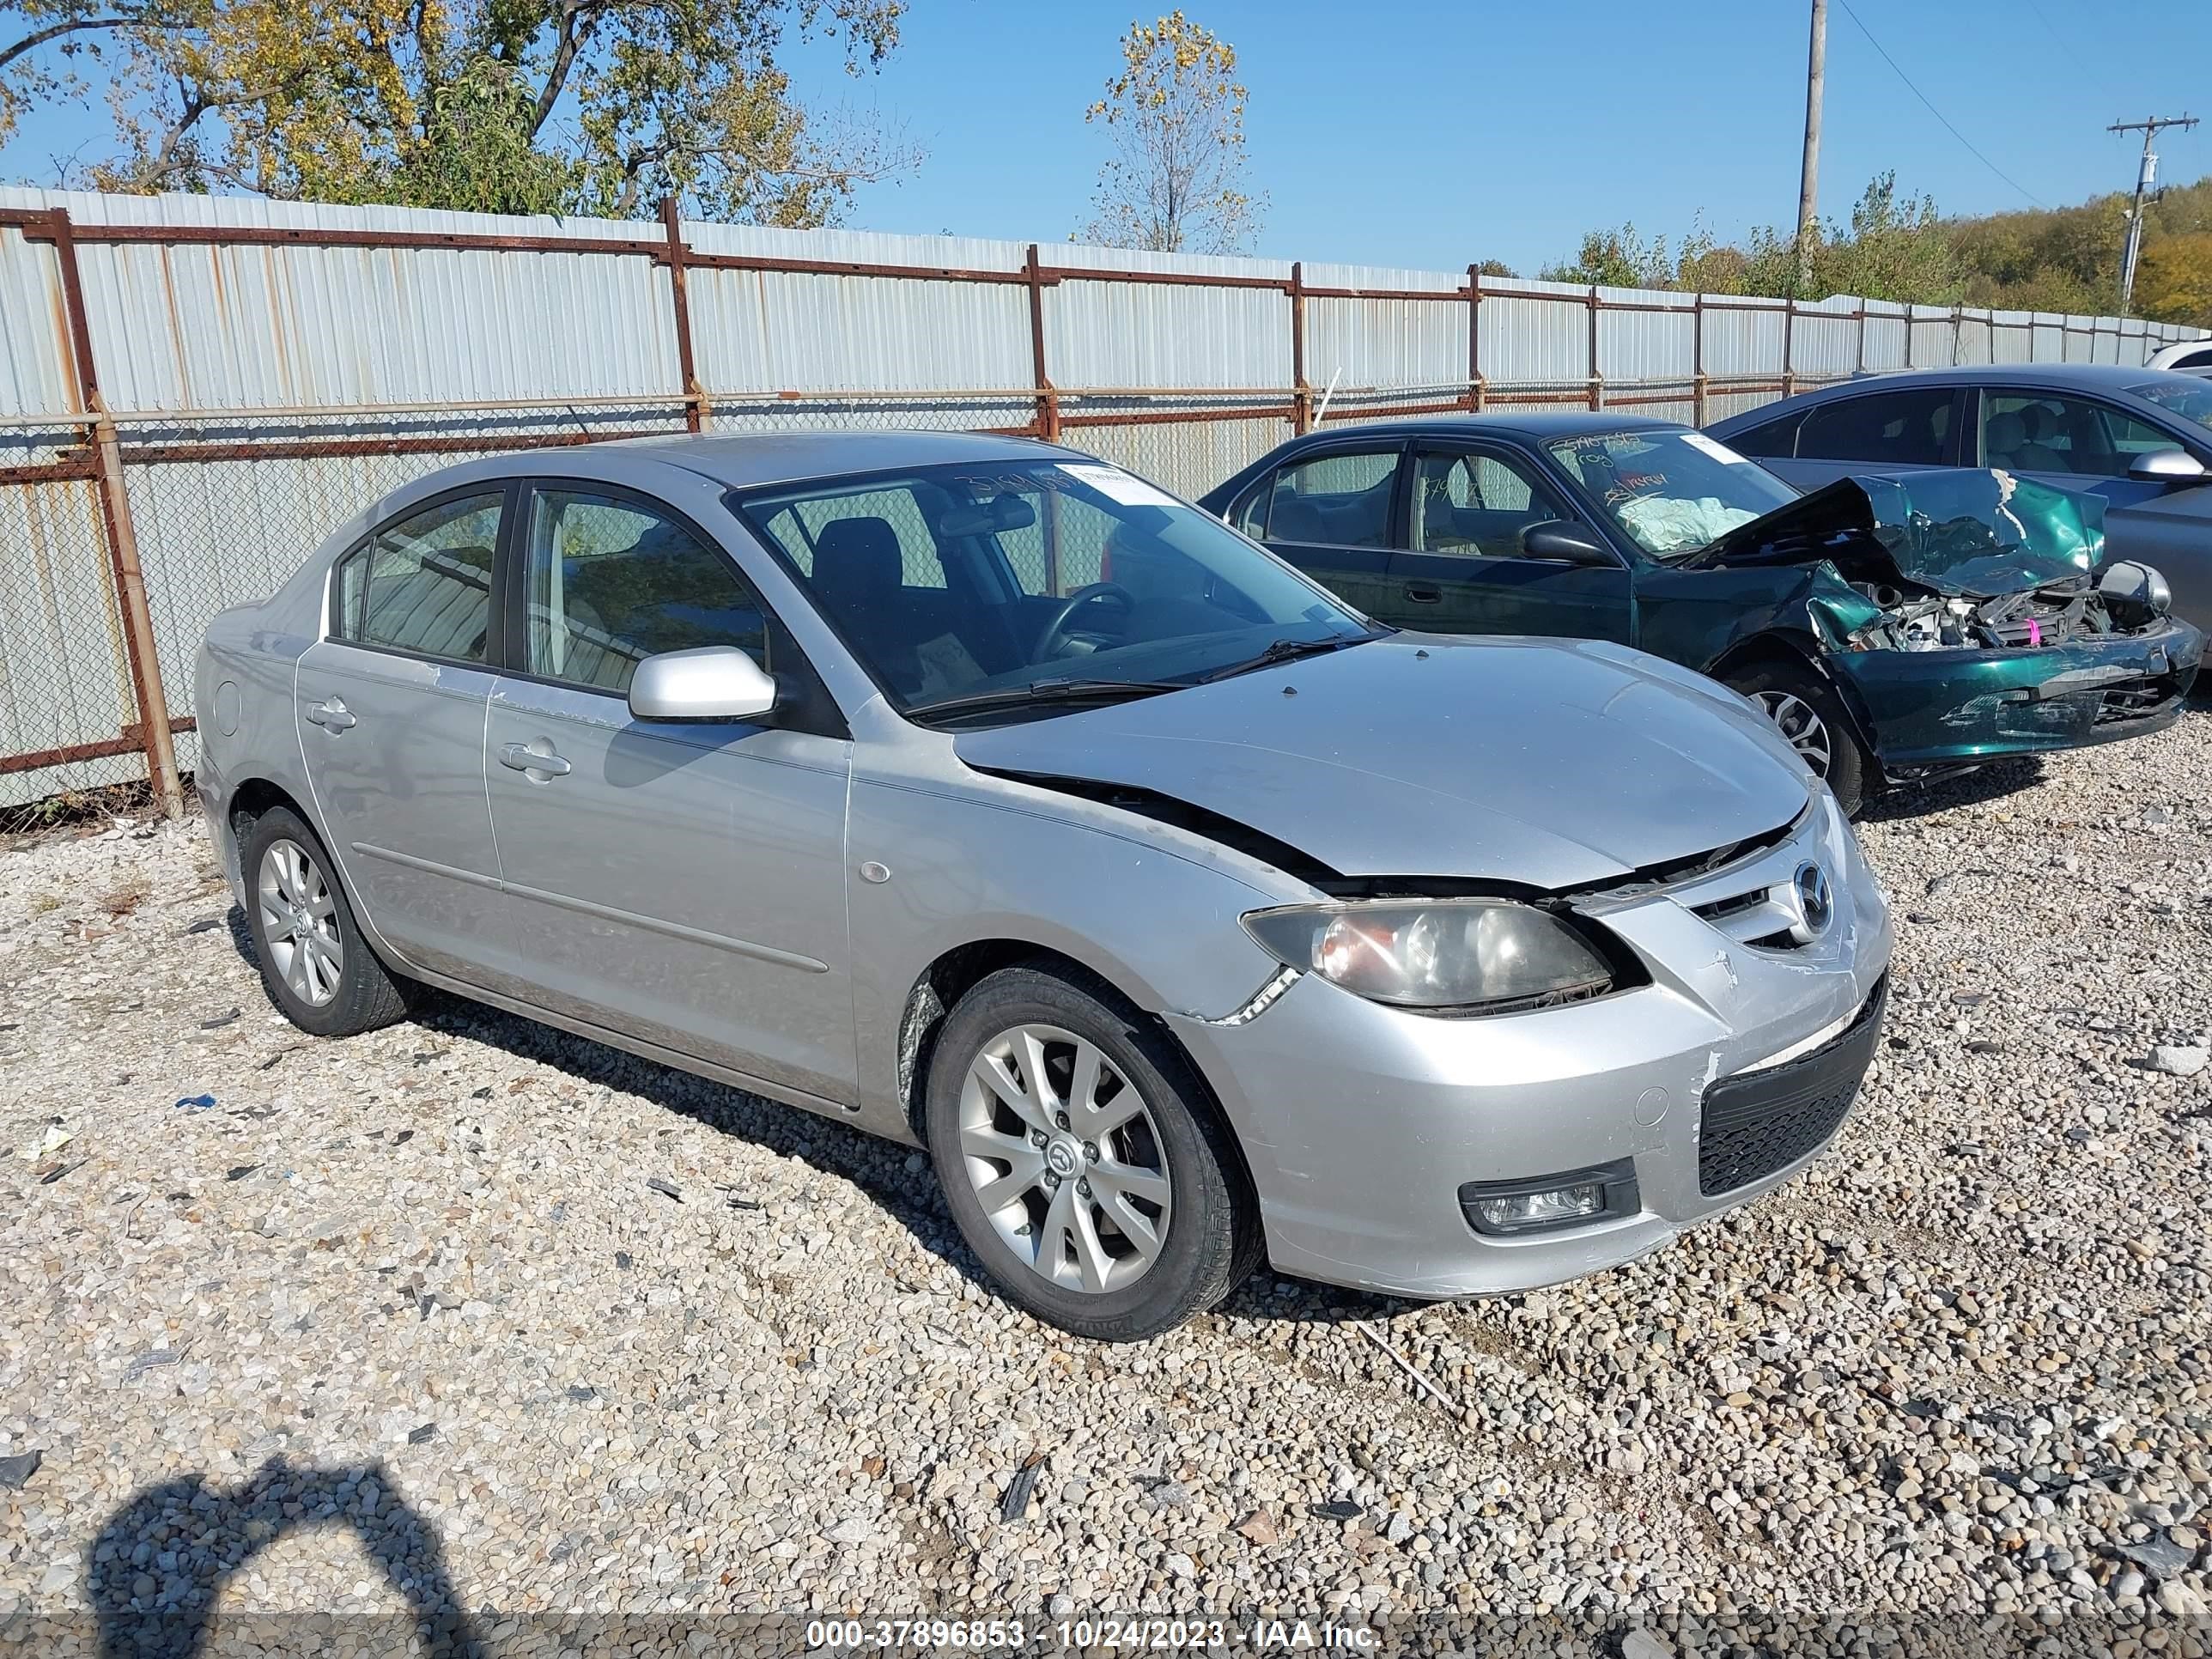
[1698,977,1888,1198]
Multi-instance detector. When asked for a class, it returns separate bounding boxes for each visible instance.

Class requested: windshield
[2128,377,2212,433]
[1546,428,1799,558]
[735,459,1377,722]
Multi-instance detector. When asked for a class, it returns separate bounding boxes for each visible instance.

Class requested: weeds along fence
[0,184,2201,830]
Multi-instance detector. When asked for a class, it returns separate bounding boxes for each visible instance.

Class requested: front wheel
[923,965,1257,1340]
[1725,659,1870,817]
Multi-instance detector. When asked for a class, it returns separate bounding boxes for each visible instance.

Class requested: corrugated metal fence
[0,185,2202,828]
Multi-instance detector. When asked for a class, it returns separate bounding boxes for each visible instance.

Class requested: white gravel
[3,710,2211,1655]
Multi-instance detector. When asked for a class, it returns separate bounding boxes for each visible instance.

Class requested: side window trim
[325,481,513,671]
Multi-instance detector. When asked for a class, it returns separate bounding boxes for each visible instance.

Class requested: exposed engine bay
[1842,562,2170,653]
[1680,470,2178,653]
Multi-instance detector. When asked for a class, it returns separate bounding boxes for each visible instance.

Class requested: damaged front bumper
[1832,615,2203,775]
[1163,792,1892,1299]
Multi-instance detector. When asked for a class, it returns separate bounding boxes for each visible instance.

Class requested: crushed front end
[1691,470,2205,774]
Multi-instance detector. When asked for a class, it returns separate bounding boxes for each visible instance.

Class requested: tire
[240,805,410,1038]
[1725,657,1871,818]
[923,964,1258,1341]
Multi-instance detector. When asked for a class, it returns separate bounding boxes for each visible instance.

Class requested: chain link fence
[2,193,2202,835]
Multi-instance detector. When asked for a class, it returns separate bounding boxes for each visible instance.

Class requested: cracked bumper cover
[1164,792,1892,1299]
[1834,616,2202,774]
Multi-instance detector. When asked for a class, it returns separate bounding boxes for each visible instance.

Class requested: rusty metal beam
[42,207,182,820]
[660,200,703,434]
[1025,245,1059,443]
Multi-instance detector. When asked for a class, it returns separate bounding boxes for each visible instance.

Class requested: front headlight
[1241,899,1614,1014]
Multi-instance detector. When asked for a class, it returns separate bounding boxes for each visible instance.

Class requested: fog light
[1459,1159,1638,1237]
[1471,1183,1602,1231]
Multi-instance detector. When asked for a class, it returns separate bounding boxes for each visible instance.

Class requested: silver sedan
[194,432,1892,1340]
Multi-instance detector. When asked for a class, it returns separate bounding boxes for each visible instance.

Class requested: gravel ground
[3,711,2211,1657]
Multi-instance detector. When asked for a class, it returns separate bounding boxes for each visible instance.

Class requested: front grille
[1698,978,1887,1197]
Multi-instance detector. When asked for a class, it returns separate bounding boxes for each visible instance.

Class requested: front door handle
[303,697,356,731]
[1403,583,1444,605]
[498,741,571,778]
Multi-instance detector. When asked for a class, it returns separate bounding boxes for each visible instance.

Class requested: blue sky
[6,0,2209,275]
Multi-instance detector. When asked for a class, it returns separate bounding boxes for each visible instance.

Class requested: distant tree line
[1538,172,2212,329]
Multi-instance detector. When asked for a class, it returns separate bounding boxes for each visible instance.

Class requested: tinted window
[524,489,765,693]
[1253,447,1400,547]
[1723,410,1802,459]
[1980,392,2173,476]
[1796,388,1953,465]
[1408,449,1570,556]
[345,492,501,661]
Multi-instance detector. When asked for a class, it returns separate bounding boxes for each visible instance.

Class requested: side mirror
[627,646,777,722]
[1519,520,1616,567]
[2128,447,2209,484]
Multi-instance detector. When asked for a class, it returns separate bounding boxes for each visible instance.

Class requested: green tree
[1081,11,1261,255]
[1,0,917,222]
[2137,232,2212,328]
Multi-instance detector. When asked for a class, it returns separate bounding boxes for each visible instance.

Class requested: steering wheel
[1034,581,1135,660]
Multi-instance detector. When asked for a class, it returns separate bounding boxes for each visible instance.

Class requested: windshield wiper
[1192,634,1366,684]
[907,678,1185,722]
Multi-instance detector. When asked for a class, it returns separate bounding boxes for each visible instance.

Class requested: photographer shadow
[87,1458,483,1658]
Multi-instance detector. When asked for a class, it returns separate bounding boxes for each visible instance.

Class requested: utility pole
[1795,0,1826,300]
[2108,113,2196,315]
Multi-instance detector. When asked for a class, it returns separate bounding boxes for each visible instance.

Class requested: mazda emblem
[1794,862,1834,936]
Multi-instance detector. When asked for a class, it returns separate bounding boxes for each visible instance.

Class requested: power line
[1833,0,2046,208]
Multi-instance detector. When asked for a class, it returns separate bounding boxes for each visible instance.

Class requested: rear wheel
[924,965,1257,1340]
[1726,658,1870,817]
[240,805,410,1037]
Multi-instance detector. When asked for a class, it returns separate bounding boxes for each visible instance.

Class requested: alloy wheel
[257,837,344,1007]
[957,1022,1172,1294]
[1753,690,1833,776]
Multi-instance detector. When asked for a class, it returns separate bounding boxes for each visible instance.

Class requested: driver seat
[814,516,922,691]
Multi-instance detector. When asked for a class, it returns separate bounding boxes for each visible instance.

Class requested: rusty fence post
[1290,262,1311,435]
[1025,245,1059,443]
[1780,297,1797,399]
[1691,293,1709,428]
[1466,265,1483,413]
[48,208,181,819]
[659,198,704,433]
[1586,286,1603,410]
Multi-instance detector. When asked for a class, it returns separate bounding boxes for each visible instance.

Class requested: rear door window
[1720,409,1803,459]
[338,492,503,663]
[1245,447,1402,546]
[1795,387,1954,465]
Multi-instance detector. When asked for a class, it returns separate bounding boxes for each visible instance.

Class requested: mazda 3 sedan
[195,431,1891,1340]
[1203,416,2202,815]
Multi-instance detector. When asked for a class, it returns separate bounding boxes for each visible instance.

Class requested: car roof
[1727,362,2182,408]
[530,428,1077,491]
[1279,411,1683,444]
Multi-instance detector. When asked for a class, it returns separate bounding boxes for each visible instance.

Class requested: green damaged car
[1200,416,2204,814]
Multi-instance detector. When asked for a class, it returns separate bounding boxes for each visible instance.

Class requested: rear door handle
[498,741,571,778]
[1403,583,1443,604]
[303,697,356,731]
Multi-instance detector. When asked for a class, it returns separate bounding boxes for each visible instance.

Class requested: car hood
[951,635,1812,890]
[1685,470,2106,598]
